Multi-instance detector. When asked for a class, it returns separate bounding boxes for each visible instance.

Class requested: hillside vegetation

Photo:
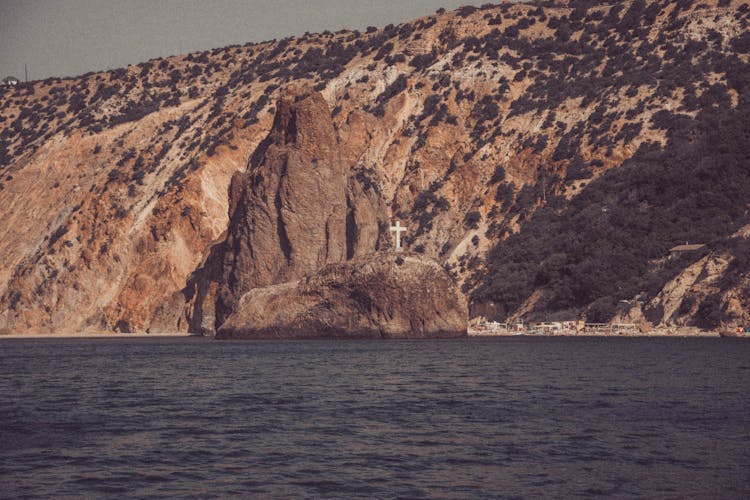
[1,0,749,333]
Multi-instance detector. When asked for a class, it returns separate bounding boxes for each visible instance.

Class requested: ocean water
[1,337,748,498]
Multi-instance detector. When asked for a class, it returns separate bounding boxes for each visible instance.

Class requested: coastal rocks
[185,85,388,333]
[216,253,468,339]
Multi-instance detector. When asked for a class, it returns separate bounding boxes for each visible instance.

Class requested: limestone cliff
[216,253,467,339]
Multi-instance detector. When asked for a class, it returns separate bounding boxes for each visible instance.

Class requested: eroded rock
[186,85,388,333]
[216,253,467,339]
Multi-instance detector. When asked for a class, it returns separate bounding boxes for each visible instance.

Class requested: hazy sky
[0,0,480,81]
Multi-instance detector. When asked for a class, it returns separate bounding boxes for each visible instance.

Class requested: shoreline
[0,332,196,339]
[0,330,741,339]
[467,327,733,338]
[467,331,725,338]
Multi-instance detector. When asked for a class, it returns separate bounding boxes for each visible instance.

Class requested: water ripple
[0,337,749,498]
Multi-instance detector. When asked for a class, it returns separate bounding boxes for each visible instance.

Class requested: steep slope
[1,0,750,333]
[184,85,388,333]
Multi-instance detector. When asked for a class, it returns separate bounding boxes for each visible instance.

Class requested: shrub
[48,225,68,247]
[471,95,499,125]
[694,294,725,329]
[410,50,438,70]
[457,6,478,17]
[730,32,750,53]
[489,165,505,184]
[586,298,617,323]
[464,211,482,229]
[494,182,514,208]
[372,74,407,117]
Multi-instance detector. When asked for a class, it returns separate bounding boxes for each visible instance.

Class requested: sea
[0,337,748,499]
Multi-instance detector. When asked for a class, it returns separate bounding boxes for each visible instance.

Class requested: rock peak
[263,85,335,153]
[187,85,387,333]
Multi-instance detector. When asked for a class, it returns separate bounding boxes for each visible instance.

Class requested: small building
[2,76,19,87]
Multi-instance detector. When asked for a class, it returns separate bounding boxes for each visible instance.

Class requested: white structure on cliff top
[390,220,407,252]
[3,76,19,87]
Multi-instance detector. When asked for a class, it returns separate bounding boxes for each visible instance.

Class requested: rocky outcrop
[216,253,467,339]
[186,85,388,333]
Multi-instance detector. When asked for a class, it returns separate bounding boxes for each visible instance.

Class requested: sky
[0,0,481,81]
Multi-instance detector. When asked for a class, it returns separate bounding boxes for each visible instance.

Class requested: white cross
[390,220,407,251]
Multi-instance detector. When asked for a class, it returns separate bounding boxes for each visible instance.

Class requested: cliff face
[1,0,750,333]
[186,86,388,333]
[216,253,468,339]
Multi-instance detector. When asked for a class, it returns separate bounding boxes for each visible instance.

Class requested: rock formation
[185,85,388,334]
[216,253,467,339]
